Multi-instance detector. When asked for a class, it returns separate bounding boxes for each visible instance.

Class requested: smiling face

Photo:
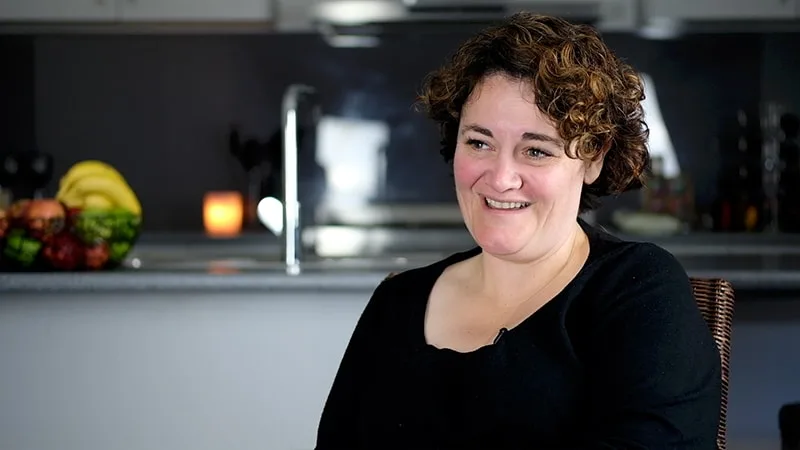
[454,73,603,261]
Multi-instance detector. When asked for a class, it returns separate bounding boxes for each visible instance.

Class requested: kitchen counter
[3,252,800,294]
[0,270,388,293]
[4,227,800,294]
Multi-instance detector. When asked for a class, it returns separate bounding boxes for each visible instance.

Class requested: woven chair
[690,277,736,450]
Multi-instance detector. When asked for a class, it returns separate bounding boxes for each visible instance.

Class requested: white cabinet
[647,0,798,20]
[0,0,115,21]
[0,0,273,23]
[119,0,272,22]
[0,290,371,450]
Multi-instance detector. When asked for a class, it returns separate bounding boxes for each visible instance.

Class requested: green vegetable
[73,210,112,243]
[109,241,132,263]
[114,211,141,241]
[3,229,42,266]
[73,209,141,244]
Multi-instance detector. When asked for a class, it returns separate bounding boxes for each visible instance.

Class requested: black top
[316,223,722,450]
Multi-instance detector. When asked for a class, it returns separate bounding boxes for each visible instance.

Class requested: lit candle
[203,191,243,238]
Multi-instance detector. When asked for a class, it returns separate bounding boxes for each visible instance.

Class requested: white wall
[0,292,372,450]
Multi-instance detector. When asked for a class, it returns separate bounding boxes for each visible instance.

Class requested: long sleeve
[579,243,722,449]
[315,280,390,450]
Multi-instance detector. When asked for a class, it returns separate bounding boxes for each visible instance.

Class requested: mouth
[483,197,532,210]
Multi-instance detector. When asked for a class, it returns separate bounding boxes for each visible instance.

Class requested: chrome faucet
[281,84,317,275]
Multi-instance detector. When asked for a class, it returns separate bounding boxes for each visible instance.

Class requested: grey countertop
[0,270,389,293]
[2,254,799,293]
[4,228,800,293]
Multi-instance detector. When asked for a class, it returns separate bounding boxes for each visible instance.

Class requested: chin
[470,228,528,258]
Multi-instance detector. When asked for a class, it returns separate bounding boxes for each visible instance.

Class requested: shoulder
[382,247,480,285]
[597,240,688,284]
[576,226,694,318]
[582,222,690,291]
[575,230,717,368]
[368,247,481,310]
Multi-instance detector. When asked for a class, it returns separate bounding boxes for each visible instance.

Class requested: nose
[487,154,522,192]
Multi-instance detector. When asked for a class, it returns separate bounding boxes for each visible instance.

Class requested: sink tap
[281,84,317,275]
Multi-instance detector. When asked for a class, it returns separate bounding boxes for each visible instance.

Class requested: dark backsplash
[1,30,798,231]
[0,36,35,158]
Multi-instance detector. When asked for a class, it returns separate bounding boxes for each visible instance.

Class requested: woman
[316,12,721,450]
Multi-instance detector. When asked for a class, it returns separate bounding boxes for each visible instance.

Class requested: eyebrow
[461,124,564,146]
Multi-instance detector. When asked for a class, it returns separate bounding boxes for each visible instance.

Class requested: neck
[473,222,587,306]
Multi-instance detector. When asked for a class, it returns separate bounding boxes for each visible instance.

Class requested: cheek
[522,166,583,201]
[531,166,586,204]
[453,150,483,188]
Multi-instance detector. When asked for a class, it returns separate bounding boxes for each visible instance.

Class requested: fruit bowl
[0,199,142,271]
[0,160,143,272]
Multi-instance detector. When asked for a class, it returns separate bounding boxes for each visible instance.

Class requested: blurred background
[1,1,799,449]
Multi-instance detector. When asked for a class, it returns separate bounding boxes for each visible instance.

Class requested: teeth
[485,198,530,210]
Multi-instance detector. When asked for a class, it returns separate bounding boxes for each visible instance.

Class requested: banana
[83,193,115,210]
[57,189,86,209]
[57,160,143,216]
[59,160,122,186]
[60,175,141,216]
[58,160,128,198]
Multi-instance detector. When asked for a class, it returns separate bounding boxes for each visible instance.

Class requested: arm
[580,244,722,449]
[315,279,391,450]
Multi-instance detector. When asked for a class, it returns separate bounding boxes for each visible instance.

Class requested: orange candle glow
[203,191,243,238]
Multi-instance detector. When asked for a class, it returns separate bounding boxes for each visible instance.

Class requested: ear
[584,156,604,185]
[583,138,610,185]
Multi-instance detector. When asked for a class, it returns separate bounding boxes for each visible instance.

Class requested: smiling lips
[484,196,531,210]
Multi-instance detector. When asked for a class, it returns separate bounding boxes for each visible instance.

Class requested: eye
[466,139,489,151]
[525,147,550,159]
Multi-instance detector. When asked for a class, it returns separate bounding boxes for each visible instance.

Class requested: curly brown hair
[417,12,650,211]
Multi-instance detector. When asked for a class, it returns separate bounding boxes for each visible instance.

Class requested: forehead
[461,74,559,138]
[461,74,555,128]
